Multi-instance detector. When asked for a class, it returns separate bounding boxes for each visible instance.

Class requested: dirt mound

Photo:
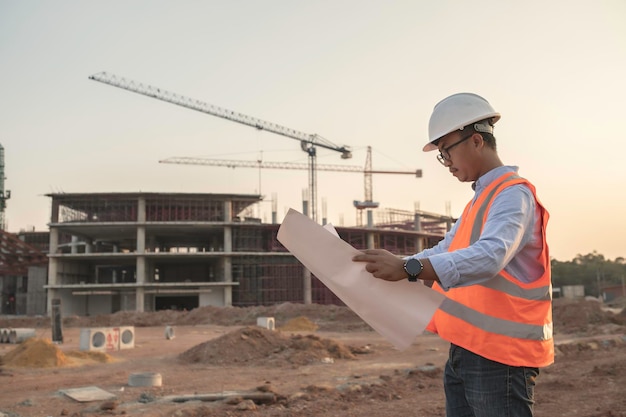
[2,338,68,368]
[278,316,319,331]
[553,299,626,334]
[4,299,625,338]
[556,336,625,356]
[65,350,114,364]
[178,326,356,366]
[15,303,367,332]
[0,338,115,369]
[63,309,186,328]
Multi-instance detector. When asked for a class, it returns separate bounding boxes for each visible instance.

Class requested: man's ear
[472,133,484,148]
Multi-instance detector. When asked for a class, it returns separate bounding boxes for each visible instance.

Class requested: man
[353,92,553,417]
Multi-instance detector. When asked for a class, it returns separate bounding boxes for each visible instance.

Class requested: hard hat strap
[473,122,493,134]
[459,121,494,135]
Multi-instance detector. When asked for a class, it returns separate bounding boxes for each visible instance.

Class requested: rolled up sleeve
[421,184,536,290]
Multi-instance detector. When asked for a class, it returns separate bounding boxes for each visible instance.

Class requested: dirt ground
[0,298,625,417]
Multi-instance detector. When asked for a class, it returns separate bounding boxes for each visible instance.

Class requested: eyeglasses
[436,133,474,165]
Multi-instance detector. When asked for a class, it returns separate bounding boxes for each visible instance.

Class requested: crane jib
[89,72,350,154]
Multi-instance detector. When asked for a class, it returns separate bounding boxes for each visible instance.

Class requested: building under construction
[43,191,453,317]
[0,229,48,315]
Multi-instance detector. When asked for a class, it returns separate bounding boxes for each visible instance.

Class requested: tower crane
[89,71,352,223]
[0,144,10,230]
[160,146,422,225]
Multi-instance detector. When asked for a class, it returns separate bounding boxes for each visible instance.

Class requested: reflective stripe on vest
[478,273,551,301]
[426,171,554,367]
[438,298,553,340]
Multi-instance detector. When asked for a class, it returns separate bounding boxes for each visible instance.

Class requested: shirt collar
[472,165,519,193]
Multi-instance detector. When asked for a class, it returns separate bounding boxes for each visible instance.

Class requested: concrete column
[48,229,59,285]
[71,235,78,254]
[414,213,424,253]
[303,269,312,304]
[135,196,147,312]
[47,228,59,315]
[224,200,232,222]
[223,226,232,306]
[136,256,146,281]
[414,213,423,232]
[136,227,147,312]
[223,226,232,252]
[135,290,145,312]
[223,199,233,306]
[136,257,145,313]
[137,226,146,254]
[367,232,375,249]
[47,283,58,317]
[138,196,146,222]
[223,257,232,307]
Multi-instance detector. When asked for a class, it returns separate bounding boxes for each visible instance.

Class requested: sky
[1,0,625,262]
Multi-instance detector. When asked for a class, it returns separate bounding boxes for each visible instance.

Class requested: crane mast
[89,71,352,222]
[0,144,10,230]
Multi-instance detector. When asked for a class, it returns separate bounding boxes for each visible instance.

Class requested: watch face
[405,259,422,275]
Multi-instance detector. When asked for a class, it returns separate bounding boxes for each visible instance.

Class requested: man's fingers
[352,249,384,262]
[353,255,379,262]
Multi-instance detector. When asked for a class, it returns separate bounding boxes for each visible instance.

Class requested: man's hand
[352,249,407,281]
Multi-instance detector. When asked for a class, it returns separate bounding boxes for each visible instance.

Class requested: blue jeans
[444,344,539,417]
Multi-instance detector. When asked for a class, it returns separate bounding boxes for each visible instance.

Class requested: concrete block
[256,317,275,330]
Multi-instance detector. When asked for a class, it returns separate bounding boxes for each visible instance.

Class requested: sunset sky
[1,0,624,262]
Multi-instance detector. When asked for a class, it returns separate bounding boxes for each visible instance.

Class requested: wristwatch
[403,258,424,282]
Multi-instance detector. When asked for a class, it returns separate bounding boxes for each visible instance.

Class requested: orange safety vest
[426,171,554,368]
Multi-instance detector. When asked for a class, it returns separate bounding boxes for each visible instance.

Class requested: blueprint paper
[277,208,444,350]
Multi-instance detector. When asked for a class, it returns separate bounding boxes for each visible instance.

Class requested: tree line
[551,252,626,297]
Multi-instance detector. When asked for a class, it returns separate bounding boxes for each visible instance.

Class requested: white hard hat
[423,93,501,152]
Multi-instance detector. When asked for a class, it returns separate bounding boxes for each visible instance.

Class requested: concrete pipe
[256,317,275,330]
[0,329,9,343]
[9,328,36,344]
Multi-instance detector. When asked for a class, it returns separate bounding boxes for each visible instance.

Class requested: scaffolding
[375,207,454,235]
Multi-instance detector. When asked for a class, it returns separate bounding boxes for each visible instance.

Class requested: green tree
[551,252,626,297]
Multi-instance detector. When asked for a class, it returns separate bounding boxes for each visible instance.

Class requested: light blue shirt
[408,165,544,290]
